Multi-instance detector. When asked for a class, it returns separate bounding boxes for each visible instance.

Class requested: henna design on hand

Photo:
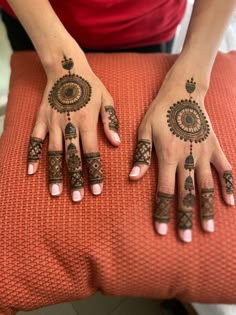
[48,151,63,184]
[133,140,152,165]
[48,56,91,113]
[154,192,174,223]
[28,137,43,162]
[167,78,211,220]
[84,152,103,184]
[105,106,119,132]
[178,210,192,230]
[67,143,84,189]
[223,171,234,194]
[200,188,214,220]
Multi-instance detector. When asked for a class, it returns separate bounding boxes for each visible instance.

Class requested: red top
[0,0,186,50]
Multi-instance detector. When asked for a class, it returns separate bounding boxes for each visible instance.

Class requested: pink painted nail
[228,195,235,206]
[113,133,121,143]
[155,222,168,235]
[203,219,214,232]
[72,191,82,202]
[28,163,34,175]
[51,184,60,196]
[92,184,101,195]
[129,166,140,177]
[179,229,192,243]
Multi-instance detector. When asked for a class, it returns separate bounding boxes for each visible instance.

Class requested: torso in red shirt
[0,0,186,50]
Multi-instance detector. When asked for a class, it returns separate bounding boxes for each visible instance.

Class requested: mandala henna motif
[105,106,119,132]
[154,192,174,223]
[178,210,192,229]
[223,171,234,194]
[200,188,214,220]
[28,137,43,162]
[167,78,211,217]
[134,140,152,165]
[84,152,103,184]
[48,56,91,113]
[48,151,63,184]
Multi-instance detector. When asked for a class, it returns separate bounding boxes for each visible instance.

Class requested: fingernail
[228,195,235,206]
[155,222,168,235]
[72,190,82,202]
[129,166,140,177]
[28,163,34,175]
[92,184,101,195]
[51,184,60,196]
[203,219,214,232]
[180,229,192,242]
[113,133,121,143]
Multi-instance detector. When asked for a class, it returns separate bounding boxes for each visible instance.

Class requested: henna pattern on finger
[28,137,43,162]
[167,78,211,214]
[133,140,152,165]
[200,188,214,220]
[84,152,103,184]
[223,171,234,194]
[154,192,174,223]
[105,106,119,132]
[67,143,84,189]
[48,151,63,183]
[178,210,192,229]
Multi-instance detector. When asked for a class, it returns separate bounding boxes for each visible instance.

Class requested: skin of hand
[129,0,236,242]
[129,64,234,242]
[28,46,120,201]
[6,0,120,201]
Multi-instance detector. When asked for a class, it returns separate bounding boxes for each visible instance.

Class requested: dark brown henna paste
[223,171,234,194]
[48,151,63,184]
[200,188,214,220]
[28,137,43,162]
[105,106,119,132]
[154,192,174,223]
[84,152,103,184]
[178,210,192,229]
[48,56,91,113]
[183,193,195,208]
[133,140,152,165]
[65,122,77,140]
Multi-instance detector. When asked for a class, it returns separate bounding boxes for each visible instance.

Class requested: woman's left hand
[129,62,234,242]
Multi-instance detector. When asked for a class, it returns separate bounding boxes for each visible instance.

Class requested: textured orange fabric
[0,52,236,315]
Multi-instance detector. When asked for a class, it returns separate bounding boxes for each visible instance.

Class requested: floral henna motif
[48,151,63,184]
[133,140,152,165]
[84,152,103,184]
[154,192,174,223]
[200,188,214,220]
[178,210,192,230]
[105,106,119,132]
[223,171,234,194]
[28,137,43,162]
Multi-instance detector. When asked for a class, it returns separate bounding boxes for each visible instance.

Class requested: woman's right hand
[27,45,120,202]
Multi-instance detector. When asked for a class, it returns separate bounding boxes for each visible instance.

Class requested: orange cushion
[0,51,236,315]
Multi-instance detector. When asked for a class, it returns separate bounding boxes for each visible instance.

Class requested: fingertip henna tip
[113,133,121,143]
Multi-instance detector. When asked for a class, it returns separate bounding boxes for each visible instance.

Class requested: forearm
[6,0,86,69]
[174,0,236,88]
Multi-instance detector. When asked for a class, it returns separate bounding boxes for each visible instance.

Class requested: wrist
[166,51,212,96]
